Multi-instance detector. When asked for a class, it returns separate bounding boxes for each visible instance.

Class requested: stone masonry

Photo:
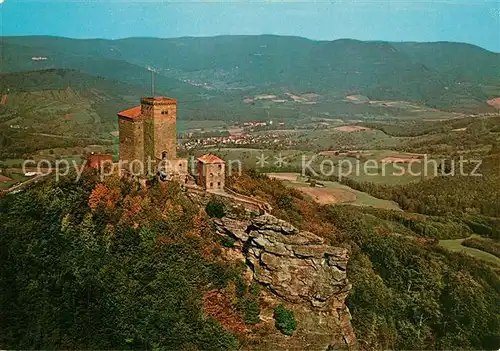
[118,96,186,177]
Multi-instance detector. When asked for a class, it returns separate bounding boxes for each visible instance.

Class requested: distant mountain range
[1,35,499,119]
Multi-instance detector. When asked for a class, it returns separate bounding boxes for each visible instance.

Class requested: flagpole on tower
[148,66,155,97]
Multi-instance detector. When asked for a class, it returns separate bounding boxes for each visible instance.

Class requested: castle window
[218,182,221,187]
[210,182,213,188]
[161,110,168,115]
[218,165,222,169]
[162,151,167,160]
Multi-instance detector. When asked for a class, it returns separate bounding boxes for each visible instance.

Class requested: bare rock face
[214,214,356,350]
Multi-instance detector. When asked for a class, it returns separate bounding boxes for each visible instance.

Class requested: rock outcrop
[215,214,356,350]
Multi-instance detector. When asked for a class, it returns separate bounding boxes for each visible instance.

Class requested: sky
[0,0,499,52]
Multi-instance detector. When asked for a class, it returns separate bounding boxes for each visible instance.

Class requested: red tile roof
[197,154,225,164]
[117,105,142,119]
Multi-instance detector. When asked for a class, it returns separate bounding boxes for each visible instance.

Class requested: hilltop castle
[117,96,225,189]
[117,96,188,180]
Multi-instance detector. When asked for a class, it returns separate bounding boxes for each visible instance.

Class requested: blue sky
[1,0,499,52]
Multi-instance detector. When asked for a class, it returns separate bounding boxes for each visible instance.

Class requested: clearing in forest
[333,125,370,132]
[439,236,500,266]
[277,174,401,210]
[296,186,356,204]
[381,155,423,164]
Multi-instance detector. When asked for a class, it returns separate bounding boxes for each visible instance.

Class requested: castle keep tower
[118,96,187,178]
[140,97,177,161]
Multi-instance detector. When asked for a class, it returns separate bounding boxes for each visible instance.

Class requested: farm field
[315,149,428,184]
[439,235,500,266]
[268,172,401,210]
[0,172,30,190]
[2,149,103,168]
[206,147,430,185]
[305,128,409,151]
[333,125,371,132]
[0,159,26,167]
[197,147,317,171]
[177,120,229,132]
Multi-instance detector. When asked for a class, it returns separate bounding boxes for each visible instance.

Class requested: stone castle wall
[119,117,144,174]
[142,112,155,169]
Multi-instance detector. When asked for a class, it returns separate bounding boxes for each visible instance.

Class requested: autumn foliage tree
[88,183,122,210]
[122,195,143,219]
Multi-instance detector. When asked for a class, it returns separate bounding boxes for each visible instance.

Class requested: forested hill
[0,69,142,95]
[1,35,499,113]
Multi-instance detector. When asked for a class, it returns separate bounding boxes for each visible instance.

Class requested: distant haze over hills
[1,35,499,118]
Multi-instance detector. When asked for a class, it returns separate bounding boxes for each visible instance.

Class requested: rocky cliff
[214,214,356,350]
